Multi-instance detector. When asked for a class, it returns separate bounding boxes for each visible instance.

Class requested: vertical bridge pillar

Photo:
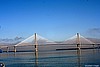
[7,46,9,52]
[14,46,16,52]
[77,33,81,50]
[34,33,38,66]
[76,33,81,67]
[34,33,38,52]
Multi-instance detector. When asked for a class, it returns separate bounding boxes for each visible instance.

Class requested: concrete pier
[34,33,38,52]
[34,33,38,67]
[76,33,81,50]
[6,47,9,52]
[14,46,16,52]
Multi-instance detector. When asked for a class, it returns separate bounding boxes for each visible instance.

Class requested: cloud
[87,28,100,34]
[86,28,100,38]
[14,37,24,40]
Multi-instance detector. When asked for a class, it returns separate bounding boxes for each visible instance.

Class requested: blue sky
[0,0,100,41]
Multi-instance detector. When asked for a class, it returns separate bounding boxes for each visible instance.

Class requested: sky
[0,0,100,41]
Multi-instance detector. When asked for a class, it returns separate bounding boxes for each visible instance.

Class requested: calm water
[0,49,100,67]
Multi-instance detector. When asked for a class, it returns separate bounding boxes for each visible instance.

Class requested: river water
[0,48,100,67]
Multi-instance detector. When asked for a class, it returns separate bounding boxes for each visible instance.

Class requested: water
[0,48,100,67]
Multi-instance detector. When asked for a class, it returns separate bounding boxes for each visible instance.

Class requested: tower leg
[34,33,38,52]
[7,47,9,52]
[14,46,16,52]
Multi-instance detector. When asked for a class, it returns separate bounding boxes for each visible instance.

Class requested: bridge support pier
[14,46,16,52]
[34,33,38,66]
[76,33,81,50]
[92,44,95,49]
[34,33,38,52]
[6,47,9,52]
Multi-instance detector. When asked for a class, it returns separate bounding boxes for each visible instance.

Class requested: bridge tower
[6,46,9,52]
[14,46,16,52]
[76,33,81,50]
[34,33,38,66]
[34,33,38,52]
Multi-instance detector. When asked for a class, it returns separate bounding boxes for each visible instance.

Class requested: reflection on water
[0,49,100,67]
[34,51,38,67]
[77,49,81,67]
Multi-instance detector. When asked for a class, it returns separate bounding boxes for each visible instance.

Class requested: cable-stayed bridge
[0,33,57,52]
[62,33,95,44]
[0,33,99,52]
[15,33,57,46]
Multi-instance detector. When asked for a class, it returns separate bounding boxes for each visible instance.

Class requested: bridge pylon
[76,33,81,50]
[34,33,38,52]
[14,46,16,52]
